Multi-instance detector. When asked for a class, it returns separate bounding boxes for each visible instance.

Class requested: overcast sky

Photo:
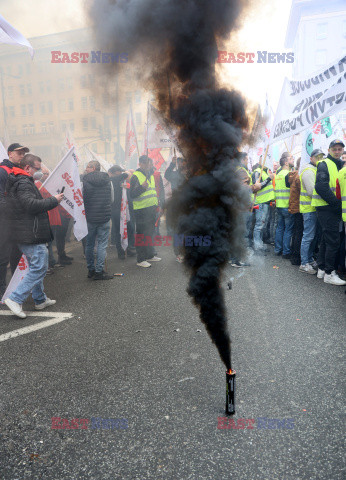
[0,0,293,110]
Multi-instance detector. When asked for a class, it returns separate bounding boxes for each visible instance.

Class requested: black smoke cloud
[88,0,250,369]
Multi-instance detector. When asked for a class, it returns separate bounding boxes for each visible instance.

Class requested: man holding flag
[4,155,64,318]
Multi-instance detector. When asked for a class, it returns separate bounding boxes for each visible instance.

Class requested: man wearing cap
[0,143,29,297]
[298,149,323,274]
[311,139,346,286]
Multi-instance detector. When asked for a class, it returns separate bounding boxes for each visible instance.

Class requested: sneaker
[310,260,318,270]
[137,261,152,268]
[4,298,26,318]
[176,255,184,263]
[324,271,346,286]
[35,298,56,310]
[317,269,325,279]
[147,256,162,262]
[93,271,114,280]
[88,270,95,278]
[53,263,65,269]
[299,264,317,275]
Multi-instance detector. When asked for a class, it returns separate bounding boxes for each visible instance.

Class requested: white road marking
[0,311,74,342]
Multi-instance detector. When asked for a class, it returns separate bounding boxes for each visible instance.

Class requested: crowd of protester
[0,138,345,318]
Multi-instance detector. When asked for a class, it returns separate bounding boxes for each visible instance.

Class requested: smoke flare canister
[226,370,236,415]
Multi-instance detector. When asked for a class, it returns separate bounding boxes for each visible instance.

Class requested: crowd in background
[0,138,345,318]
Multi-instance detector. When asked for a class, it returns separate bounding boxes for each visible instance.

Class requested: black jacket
[110,173,128,212]
[314,154,343,212]
[0,159,14,222]
[164,162,185,191]
[83,171,112,224]
[6,169,58,244]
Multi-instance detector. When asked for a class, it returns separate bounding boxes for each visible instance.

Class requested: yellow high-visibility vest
[132,171,158,210]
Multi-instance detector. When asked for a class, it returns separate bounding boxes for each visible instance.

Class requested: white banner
[120,187,130,251]
[0,14,34,58]
[147,103,176,149]
[43,147,88,241]
[125,106,139,167]
[270,56,346,144]
[1,255,28,303]
[0,140,7,159]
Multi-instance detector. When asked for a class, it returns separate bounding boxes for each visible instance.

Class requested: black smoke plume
[88,0,250,369]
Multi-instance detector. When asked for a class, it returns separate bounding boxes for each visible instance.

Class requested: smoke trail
[87,0,250,369]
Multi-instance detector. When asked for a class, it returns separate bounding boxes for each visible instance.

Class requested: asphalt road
[0,238,345,480]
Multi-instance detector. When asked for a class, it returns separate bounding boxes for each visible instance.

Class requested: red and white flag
[1,255,29,303]
[120,187,130,251]
[125,107,139,167]
[43,147,88,241]
[0,14,34,58]
[65,128,81,163]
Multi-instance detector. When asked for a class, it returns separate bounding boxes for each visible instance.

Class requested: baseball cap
[7,143,29,153]
[329,139,345,148]
[310,148,325,157]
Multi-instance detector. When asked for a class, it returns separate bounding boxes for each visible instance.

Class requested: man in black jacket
[83,160,113,280]
[0,143,29,297]
[4,155,63,318]
[313,139,346,286]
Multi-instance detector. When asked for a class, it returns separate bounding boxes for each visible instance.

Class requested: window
[41,123,47,134]
[40,102,46,114]
[315,50,327,66]
[70,122,75,132]
[66,77,73,89]
[47,101,53,113]
[48,121,54,132]
[9,125,16,136]
[7,86,13,98]
[135,112,141,125]
[58,78,64,90]
[9,106,15,117]
[28,123,35,134]
[26,63,31,74]
[23,124,28,135]
[59,100,66,112]
[316,23,327,40]
[82,118,88,131]
[81,75,87,88]
[20,84,25,96]
[46,80,51,92]
[135,90,141,104]
[91,143,97,153]
[81,97,87,110]
[39,82,44,93]
[28,104,33,115]
[21,104,26,116]
[90,117,97,129]
[68,99,74,111]
[88,74,94,87]
[61,122,67,133]
[27,84,32,95]
[89,96,95,110]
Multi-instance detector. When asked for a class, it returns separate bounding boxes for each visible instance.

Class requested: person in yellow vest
[251,161,275,254]
[274,152,295,258]
[311,139,346,286]
[298,149,323,274]
[130,155,161,268]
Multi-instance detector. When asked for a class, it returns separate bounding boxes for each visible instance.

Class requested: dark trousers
[111,209,123,256]
[134,206,156,263]
[0,229,21,294]
[53,216,71,258]
[316,209,341,274]
[290,213,304,265]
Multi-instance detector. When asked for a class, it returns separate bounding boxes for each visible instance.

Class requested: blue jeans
[10,243,48,305]
[253,203,269,250]
[300,212,317,265]
[275,208,294,255]
[85,221,111,273]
